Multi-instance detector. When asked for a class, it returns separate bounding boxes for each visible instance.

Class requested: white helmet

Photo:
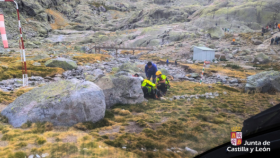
[139,76,143,81]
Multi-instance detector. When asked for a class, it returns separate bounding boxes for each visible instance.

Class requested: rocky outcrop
[84,69,105,82]
[208,27,224,39]
[95,75,145,108]
[154,0,171,5]
[1,79,106,127]
[252,40,263,45]
[32,54,50,60]
[169,31,186,42]
[193,2,280,31]
[45,58,78,70]
[117,62,142,73]
[245,71,280,93]
[62,67,85,80]
[253,53,270,64]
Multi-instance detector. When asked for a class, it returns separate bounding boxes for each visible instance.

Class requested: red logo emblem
[231,132,242,146]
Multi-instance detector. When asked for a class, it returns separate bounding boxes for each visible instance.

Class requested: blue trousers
[147,75,156,83]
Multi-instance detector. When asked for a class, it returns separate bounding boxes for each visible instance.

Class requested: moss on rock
[45,58,77,70]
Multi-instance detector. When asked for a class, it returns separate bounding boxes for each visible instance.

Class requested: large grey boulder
[169,31,186,42]
[253,53,270,64]
[252,40,263,45]
[99,6,107,12]
[117,62,142,73]
[45,58,77,70]
[226,53,233,59]
[96,75,145,108]
[85,69,105,82]
[245,71,280,93]
[21,0,44,16]
[208,27,224,39]
[1,79,106,127]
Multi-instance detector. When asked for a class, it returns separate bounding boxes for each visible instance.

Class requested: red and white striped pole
[200,61,206,85]
[0,0,28,86]
[0,14,8,48]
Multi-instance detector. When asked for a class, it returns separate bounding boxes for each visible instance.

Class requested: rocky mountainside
[1,1,280,158]
[0,0,279,48]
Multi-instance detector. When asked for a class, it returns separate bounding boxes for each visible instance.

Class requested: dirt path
[257,32,280,50]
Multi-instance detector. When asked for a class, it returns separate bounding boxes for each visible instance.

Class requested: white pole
[0,0,28,86]
[14,0,28,86]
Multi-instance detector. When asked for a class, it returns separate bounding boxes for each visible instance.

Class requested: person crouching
[141,78,160,99]
[155,71,170,96]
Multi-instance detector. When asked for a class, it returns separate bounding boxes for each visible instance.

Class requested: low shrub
[74,119,112,131]
[35,137,47,145]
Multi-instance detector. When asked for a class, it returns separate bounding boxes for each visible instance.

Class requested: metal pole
[0,0,28,86]
[14,1,28,86]
[200,61,206,85]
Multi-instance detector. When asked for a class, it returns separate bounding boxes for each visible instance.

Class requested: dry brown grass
[139,55,256,79]
[0,122,139,158]
[98,80,280,157]
[1,50,279,157]
[0,57,65,80]
[72,53,111,64]
[120,50,144,55]
[45,9,69,30]
[239,32,263,43]
[0,87,34,104]
[1,78,279,158]
[182,63,256,79]
[119,110,132,116]
[139,54,161,61]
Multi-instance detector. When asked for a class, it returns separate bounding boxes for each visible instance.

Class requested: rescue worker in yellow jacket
[141,78,160,99]
[155,71,170,96]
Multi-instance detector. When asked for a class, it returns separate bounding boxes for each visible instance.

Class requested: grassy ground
[0,88,34,105]
[0,57,64,80]
[72,53,111,65]
[120,50,147,55]
[90,81,278,158]
[140,55,258,79]
[0,121,139,158]
[181,63,257,79]
[0,56,279,157]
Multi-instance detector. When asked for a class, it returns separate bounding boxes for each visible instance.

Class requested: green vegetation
[35,137,47,145]
[253,63,280,71]
[21,121,53,133]
[15,142,28,149]
[0,88,33,104]
[89,1,110,11]
[74,119,113,131]
[0,63,277,157]
[72,53,111,64]
[0,57,64,80]
[50,143,78,157]
[8,151,27,158]
[225,64,241,69]
[0,114,8,123]
[220,58,228,61]
[90,80,279,157]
